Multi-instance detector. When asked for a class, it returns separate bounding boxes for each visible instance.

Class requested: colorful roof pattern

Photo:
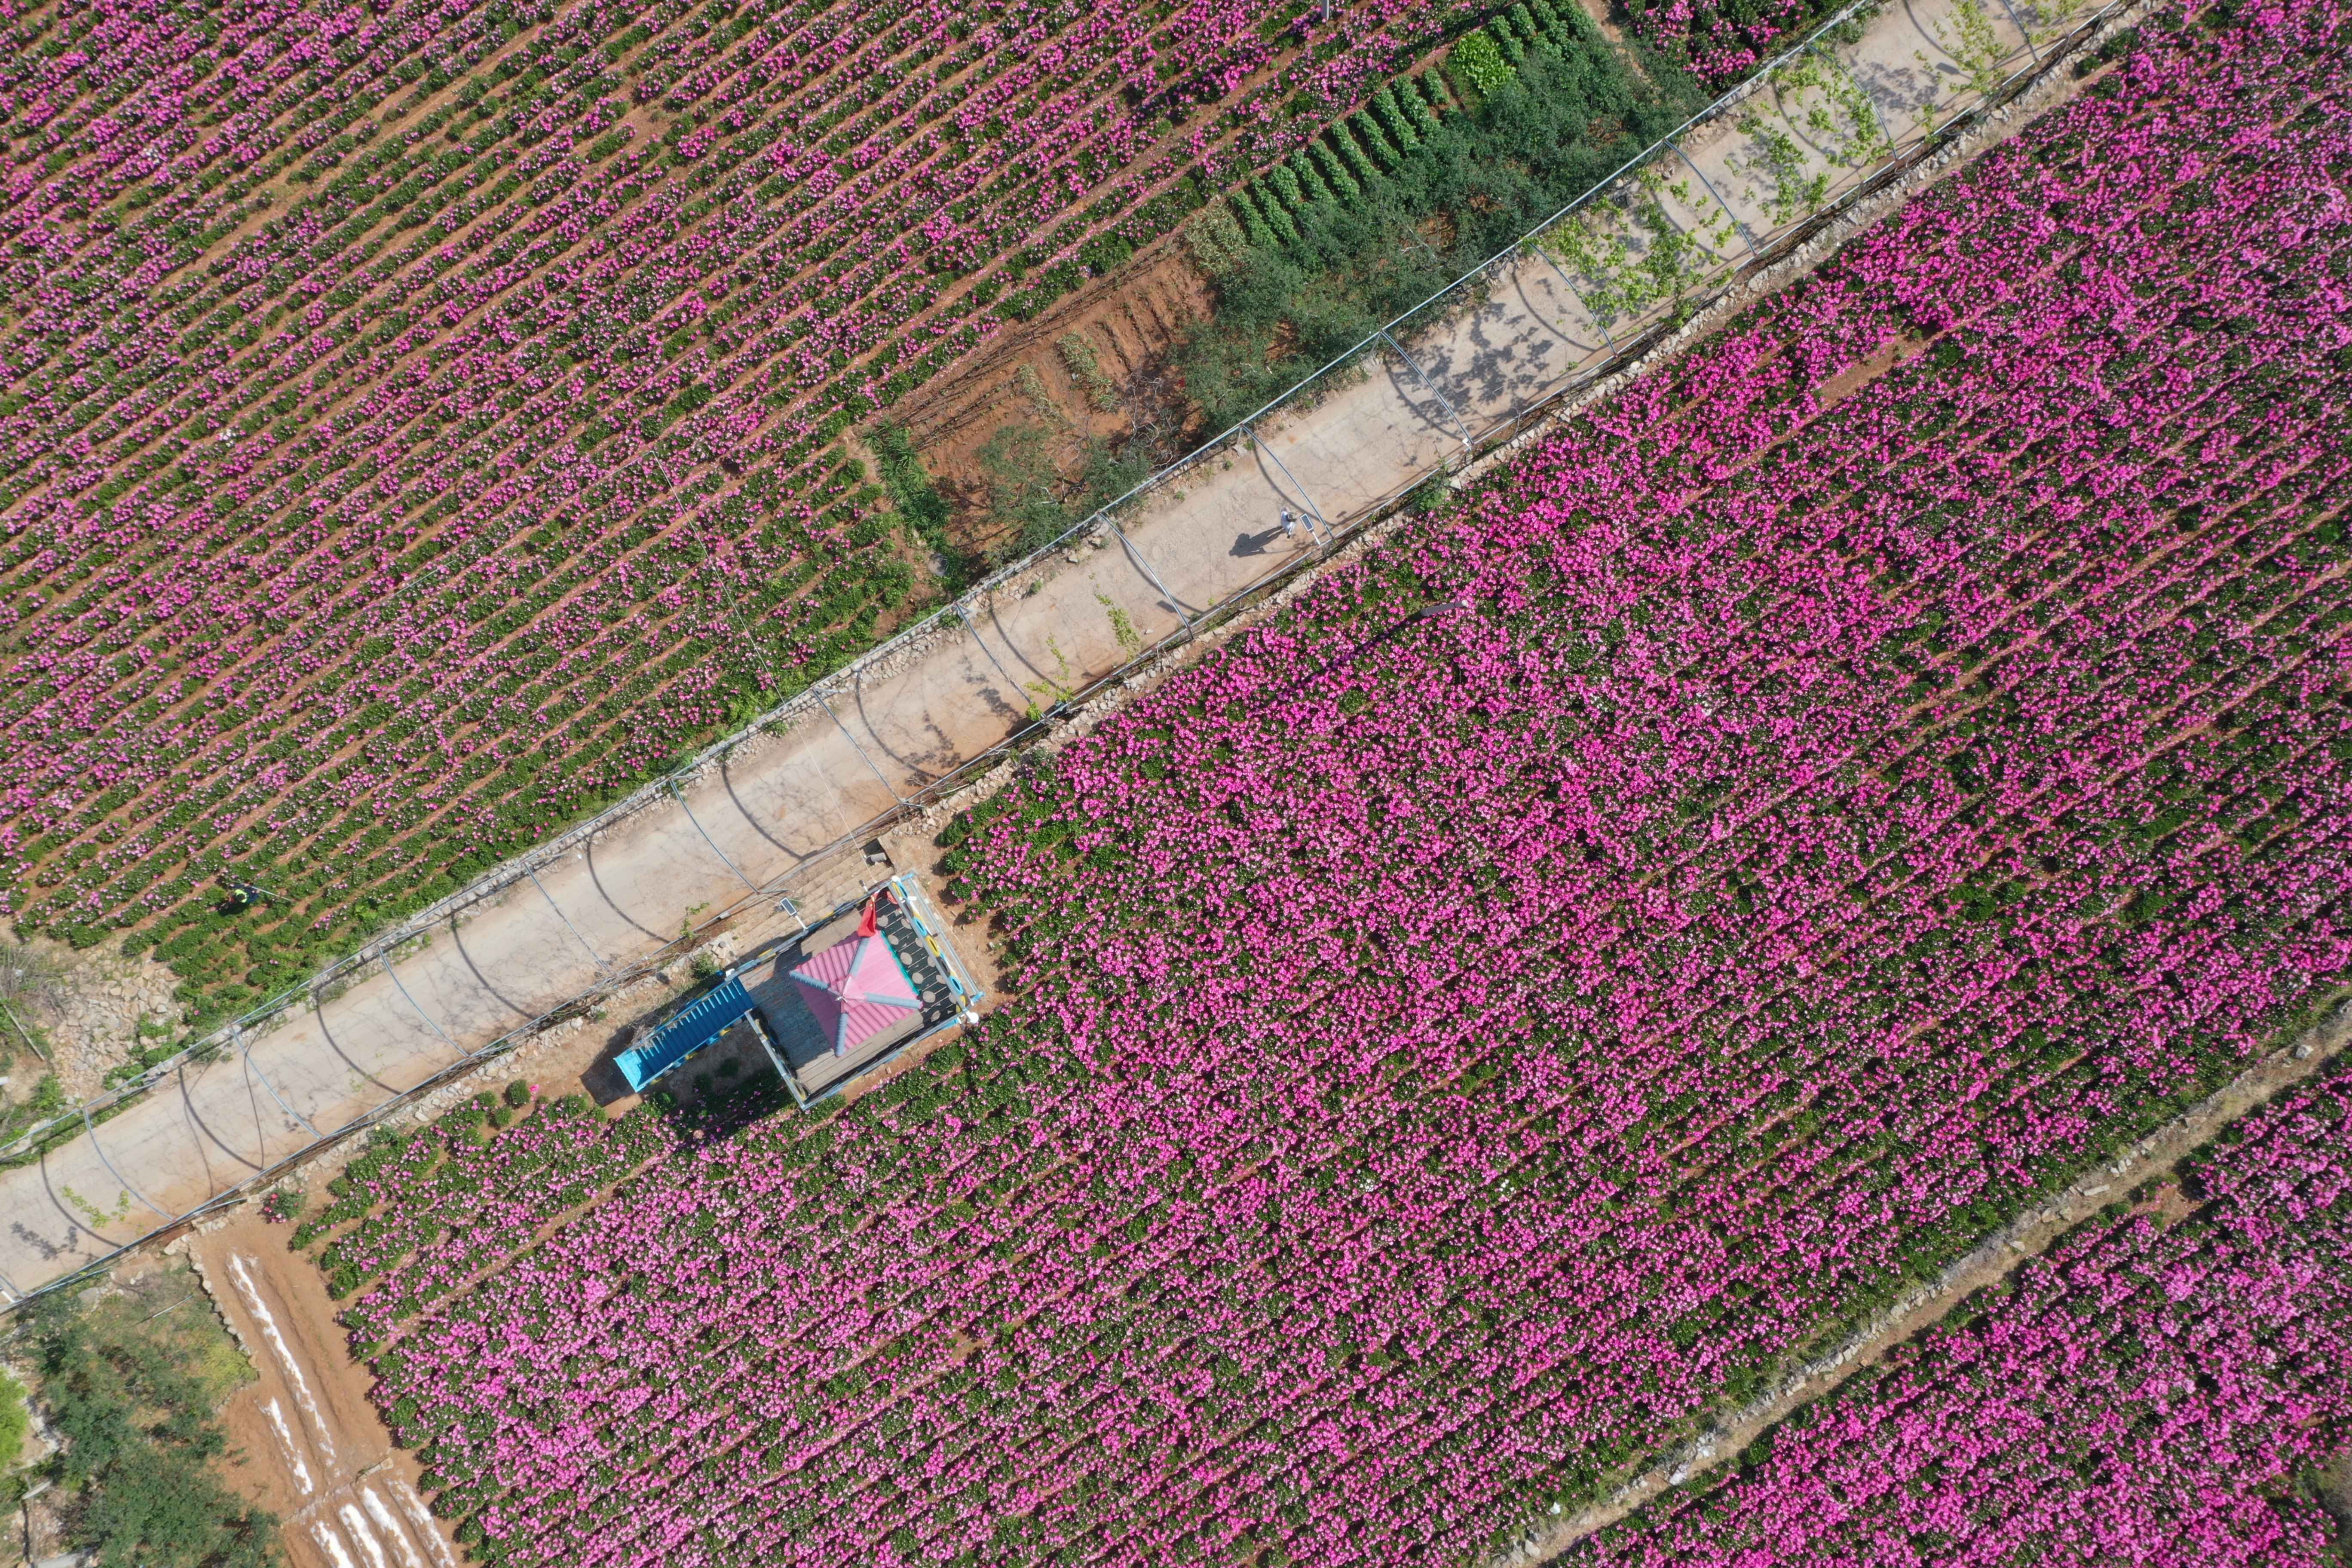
[788,933,922,1056]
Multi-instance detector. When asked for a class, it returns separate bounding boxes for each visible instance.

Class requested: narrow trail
[188,1216,463,1568]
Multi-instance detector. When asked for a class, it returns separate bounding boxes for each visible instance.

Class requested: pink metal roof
[789,933,922,1056]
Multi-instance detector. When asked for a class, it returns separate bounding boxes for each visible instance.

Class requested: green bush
[868,423,966,583]
[1449,31,1516,99]
[1251,181,1301,243]
[1229,189,1278,249]
[0,1366,27,1470]
[1309,141,1360,203]
[1181,41,1699,434]
[1372,85,1421,153]
[1290,150,1337,205]
[1331,122,1383,186]
[25,1268,276,1568]
[1400,74,1446,136]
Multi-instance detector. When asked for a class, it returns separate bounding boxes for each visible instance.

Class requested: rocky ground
[2,935,190,1105]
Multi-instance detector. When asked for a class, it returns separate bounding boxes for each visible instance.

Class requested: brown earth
[1815,331,1927,410]
[186,1216,462,1568]
[888,247,1215,558]
[2,932,191,1103]
[2317,1446,2352,1546]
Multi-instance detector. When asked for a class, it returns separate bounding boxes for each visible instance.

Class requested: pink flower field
[1571,1056,2352,1567]
[297,4,2352,1563]
[0,0,1484,1008]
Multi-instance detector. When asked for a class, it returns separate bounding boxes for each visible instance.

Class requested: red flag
[856,891,879,938]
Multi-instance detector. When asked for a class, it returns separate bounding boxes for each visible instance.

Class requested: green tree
[28,1274,278,1568]
[0,1365,29,1471]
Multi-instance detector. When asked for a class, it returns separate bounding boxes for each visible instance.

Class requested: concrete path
[0,0,2069,1301]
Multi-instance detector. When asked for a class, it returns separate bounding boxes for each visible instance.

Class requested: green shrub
[1491,11,1531,61]
[1510,3,1549,52]
[1401,74,1446,135]
[1331,122,1382,186]
[0,1366,27,1470]
[1449,31,1516,99]
[25,1269,276,1567]
[1289,151,1337,205]
[868,422,964,581]
[1251,181,1301,242]
[1180,41,1695,435]
[1309,141,1360,202]
[1229,188,1278,249]
[1372,86,1421,152]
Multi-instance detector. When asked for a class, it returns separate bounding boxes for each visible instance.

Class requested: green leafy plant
[1449,30,1517,100]
[25,1269,276,1567]
[0,1365,28,1472]
[1056,332,1121,412]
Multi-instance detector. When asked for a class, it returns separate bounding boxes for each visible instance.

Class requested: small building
[613,874,983,1108]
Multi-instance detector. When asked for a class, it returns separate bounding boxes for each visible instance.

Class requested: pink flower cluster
[0,0,1453,984]
[1574,1057,2352,1566]
[1621,0,1815,85]
[306,1089,675,1316]
[310,6,2352,1565]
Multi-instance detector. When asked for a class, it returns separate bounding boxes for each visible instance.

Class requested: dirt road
[0,0,2080,1304]
[189,1218,461,1568]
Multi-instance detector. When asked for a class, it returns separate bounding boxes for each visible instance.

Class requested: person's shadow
[1231,528,1285,557]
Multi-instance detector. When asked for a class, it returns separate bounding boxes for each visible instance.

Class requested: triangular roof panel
[789,933,922,1055]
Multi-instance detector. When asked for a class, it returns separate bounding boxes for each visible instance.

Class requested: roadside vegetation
[9,1265,276,1568]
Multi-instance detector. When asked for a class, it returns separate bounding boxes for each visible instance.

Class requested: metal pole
[0,996,49,1064]
[1379,329,1475,454]
[239,1025,320,1138]
[666,777,762,890]
[815,690,912,807]
[1528,243,1615,348]
[381,954,472,1060]
[528,863,616,977]
[1985,0,2041,61]
[1667,139,1756,257]
[1243,422,1333,536]
[953,599,1032,704]
[80,1105,173,1225]
[1106,517,1197,632]
[775,893,811,937]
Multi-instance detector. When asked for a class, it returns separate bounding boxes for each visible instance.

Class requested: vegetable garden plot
[303,6,2352,1566]
[1571,1055,2352,1567]
[0,0,1479,1009]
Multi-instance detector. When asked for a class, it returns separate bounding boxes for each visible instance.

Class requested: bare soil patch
[1815,331,1927,410]
[3,933,191,1102]
[2315,1446,2352,1546]
[889,248,1214,557]
[184,1216,461,1568]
